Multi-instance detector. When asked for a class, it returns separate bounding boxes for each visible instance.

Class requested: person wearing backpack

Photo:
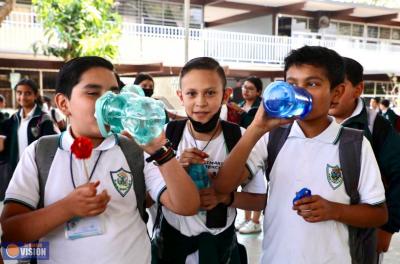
[380,99,399,131]
[150,57,266,264]
[329,57,400,261]
[0,56,200,264]
[214,46,388,264]
[0,79,57,201]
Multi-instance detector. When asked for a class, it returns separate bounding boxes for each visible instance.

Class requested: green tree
[32,0,122,61]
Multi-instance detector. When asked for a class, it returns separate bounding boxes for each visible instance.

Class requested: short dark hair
[180,57,226,89]
[381,99,390,108]
[284,46,344,89]
[15,78,39,94]
[15,78,42,106]
[372,97,381,104]
[114,72,124,92]
[245,76,263,92]
[134,73,154,86]
[343,57,363,86]
[56,56,114,98]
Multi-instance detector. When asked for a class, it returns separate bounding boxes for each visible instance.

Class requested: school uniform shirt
[17,105,37,159]
[247,119,385,264]
[5,129,153,264]
[144,123,266,237]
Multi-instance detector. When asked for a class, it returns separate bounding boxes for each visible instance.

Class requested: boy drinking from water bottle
[214,46,388,264]
[0,56,199,264]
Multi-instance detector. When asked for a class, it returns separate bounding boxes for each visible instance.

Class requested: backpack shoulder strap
[265,125,292,181]
[339,127,377,264]
[165,119,187,150]
[118,135,148,223]
[339,127,363,204]
[220,120,242,152]
[35,135,60,209]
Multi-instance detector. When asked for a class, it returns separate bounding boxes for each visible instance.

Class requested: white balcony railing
[2,12,400,74]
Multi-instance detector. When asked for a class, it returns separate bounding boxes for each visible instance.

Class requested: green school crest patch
[110,168,133,197]
[326,164,343,190]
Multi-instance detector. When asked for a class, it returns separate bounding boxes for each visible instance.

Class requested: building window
[352,24,364,37]
[392,29,400,40]
[337,22,351,36]
[278,17,292,36]
[115,0,203,28]
[379,27,391,39]
[368,26,379,38]
[292,17,308,32]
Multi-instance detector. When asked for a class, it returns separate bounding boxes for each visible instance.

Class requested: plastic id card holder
[65,215,105,240]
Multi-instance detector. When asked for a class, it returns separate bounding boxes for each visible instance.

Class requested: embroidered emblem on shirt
[110,168,133,197]
[326,164,343,190]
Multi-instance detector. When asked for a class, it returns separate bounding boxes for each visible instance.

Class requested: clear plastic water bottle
[188,164,209,189]
[95,86,166,145]
[262,81,313,119]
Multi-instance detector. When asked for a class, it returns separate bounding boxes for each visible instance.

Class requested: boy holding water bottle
[0,56,200,264]
[149,57,267,263]
[214,46,388,263]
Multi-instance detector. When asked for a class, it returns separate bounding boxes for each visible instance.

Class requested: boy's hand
[64,181,111,218]
[249,103,295,136]
[377,229,393,253]
[199,187,229,210]
[179,148,208,167]
[292,195,339,223]
[121,130,168,155]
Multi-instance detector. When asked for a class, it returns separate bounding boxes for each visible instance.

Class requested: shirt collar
[288,117,343,144]
[341,98,363,124]
[19,104,37,120]
[60,126,118,152]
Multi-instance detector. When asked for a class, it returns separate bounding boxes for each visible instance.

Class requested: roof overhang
[201,0,400,27]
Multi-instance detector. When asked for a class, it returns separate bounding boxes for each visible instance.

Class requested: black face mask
[143,89,154,97]
[188,108,221,133]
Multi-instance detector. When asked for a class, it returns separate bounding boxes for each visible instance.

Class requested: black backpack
[266,125,377,264]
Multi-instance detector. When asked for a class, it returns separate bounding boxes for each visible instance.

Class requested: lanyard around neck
[69,151,104,189]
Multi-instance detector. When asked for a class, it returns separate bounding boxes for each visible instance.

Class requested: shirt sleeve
[245,130,269,178]
[5,142,40,209]
[241,169,267,194]
[143,153,167,202]
[358,137,386,205]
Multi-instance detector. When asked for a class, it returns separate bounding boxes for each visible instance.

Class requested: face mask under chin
[188,107,221,133]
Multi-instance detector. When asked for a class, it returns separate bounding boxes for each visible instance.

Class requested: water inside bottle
[188,164,209,189]
[263,81,312,119]
[122,97,165,145]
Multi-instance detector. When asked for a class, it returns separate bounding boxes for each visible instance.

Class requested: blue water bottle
[188,164,209,189]
[95,85,166,145]
[262,81,312,119]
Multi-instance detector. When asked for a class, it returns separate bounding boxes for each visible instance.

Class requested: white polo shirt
[144,123,266,237]
[247,119,385,264]
[17,105,37,159]
[6,129,157,264]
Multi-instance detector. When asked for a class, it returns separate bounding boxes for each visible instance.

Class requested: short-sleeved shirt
[5,129,154,264]
[144,122,266,237]
[246,119,386,264]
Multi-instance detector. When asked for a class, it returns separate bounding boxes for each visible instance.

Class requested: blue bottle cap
[292,188,312,205]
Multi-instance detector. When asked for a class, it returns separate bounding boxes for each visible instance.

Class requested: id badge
[65,215,105,240]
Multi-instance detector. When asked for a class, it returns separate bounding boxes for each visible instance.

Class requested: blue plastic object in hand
[292,188,312,205]
[95,85,166,145]
[188,164,209,190]
[262,81,312,119]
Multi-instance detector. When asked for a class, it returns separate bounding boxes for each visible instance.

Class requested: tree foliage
[32,0,122,61]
